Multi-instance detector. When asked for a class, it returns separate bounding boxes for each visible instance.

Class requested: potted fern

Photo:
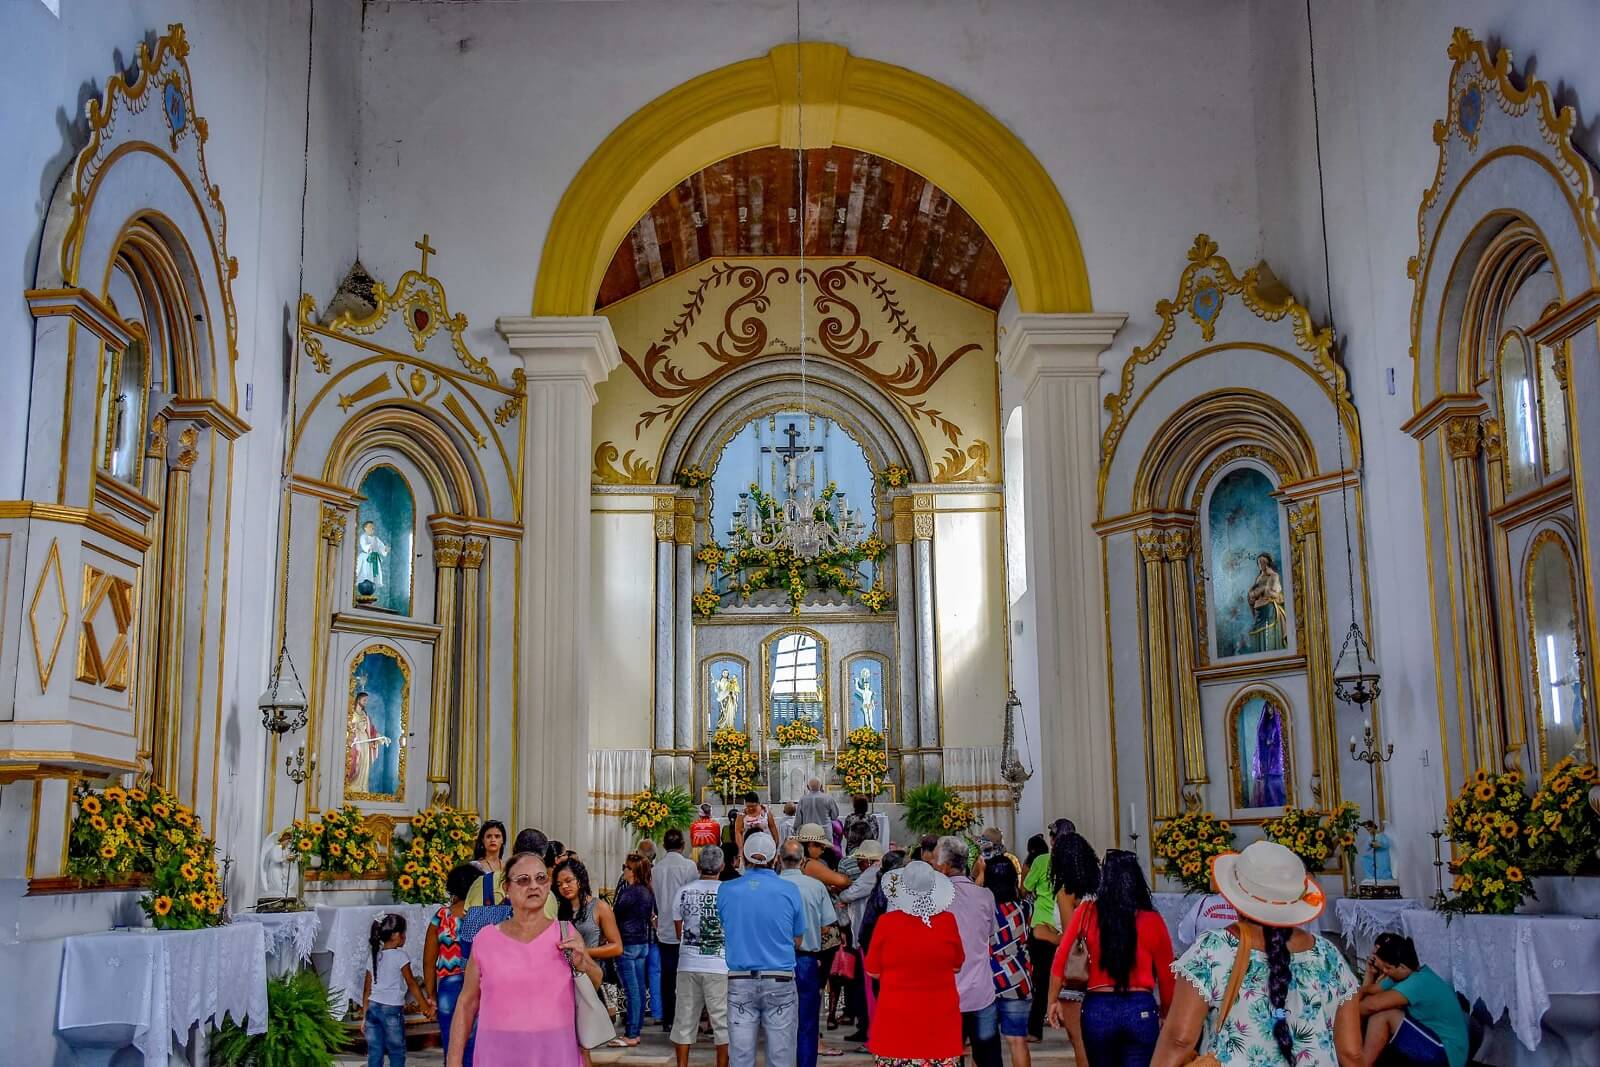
[211,971,348,1067]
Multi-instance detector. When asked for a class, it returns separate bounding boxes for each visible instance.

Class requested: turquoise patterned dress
[1173,929,1359,1067]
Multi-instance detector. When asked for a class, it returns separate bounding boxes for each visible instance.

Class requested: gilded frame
[352,461,418,617]
[700,651,752,747]
[761,626,830,752]
[839,650,894,746]
[1196,459,1296,665]
[1223,683,1297,818]
[1522,526,1593,768]
[344,642,411,803]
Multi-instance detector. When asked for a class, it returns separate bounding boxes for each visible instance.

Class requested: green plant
[211,970,348,1067]
[620,786,698,842]
[1443,768,1534,915]
[902,782,975,837]
[1526,756,1600,875]
[68,784,225,928]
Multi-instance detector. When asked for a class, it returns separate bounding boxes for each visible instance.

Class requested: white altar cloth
[234,909,322,975]
[1334,897,1421,959]
[1401,909,1600,1051]
[314,903,438,1018]
[57,924,268,1065]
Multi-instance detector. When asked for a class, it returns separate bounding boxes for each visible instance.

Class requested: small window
[769,631,824,738]
[1498,332,1539,495]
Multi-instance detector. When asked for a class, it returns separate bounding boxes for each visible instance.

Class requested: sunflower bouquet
[390,805,479,904]
[620,787,696,842]
[279,803,382,876]
[1261,802,1360,874]
[1151,810,1236,894]
[775,720,822,748]
[835,727,888,797]
[1444,768,1534,915]
[903,782,974,837]
[68,783,226,929]
[1525,756,1599,876]
[877,465,911,489]
[708,728,760,799]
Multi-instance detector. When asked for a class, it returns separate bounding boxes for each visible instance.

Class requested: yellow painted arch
[533,42,1091,315]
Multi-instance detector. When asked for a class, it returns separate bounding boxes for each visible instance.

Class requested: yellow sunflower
[398,874,415,890]
[189,892,208,910]
[80,796,102,815]
[328,843,343,856]
[152,803,170,818]
[89,814,108,832]
[153,896,173,916]
[99,844,117,860]
[104,787,126,804]
[129,788,147,802]
[180,863,198,881]
[1474,783,1496,802]
[1506,866,1524,883]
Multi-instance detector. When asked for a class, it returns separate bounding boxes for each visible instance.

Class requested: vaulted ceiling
[596,147,1012,310]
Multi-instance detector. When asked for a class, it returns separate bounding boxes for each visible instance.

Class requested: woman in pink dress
[446,849,601,1067]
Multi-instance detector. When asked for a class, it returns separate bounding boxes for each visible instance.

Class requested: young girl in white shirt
[363,913,434,1066]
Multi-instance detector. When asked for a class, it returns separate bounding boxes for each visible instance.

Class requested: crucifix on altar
[761,421,822,494]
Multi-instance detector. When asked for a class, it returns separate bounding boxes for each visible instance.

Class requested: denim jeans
[728,975,797,1067]
[961,1001,1004,1067]
[997,994,1032,1038]
[434,974,464,1064]
[658,942,680,1027]
[794,956,821,1067]
[364,1002,406,1067]
[647,940,663,1018]
[1081,990,1161,1067]
[618,942,650,1038]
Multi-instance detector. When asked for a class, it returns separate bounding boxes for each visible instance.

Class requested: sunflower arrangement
[708,728,760,799]
[1444,768,1534,915]
[1525,756,1599,876]
[674,465,711,489]
[877,465,911,489]
[278,804,382,876]
[1261,802,1361,874]
[903,782,974,837]
[835,727,888,797]
[775,720,822,748]
[68,783,226,929]
[390,806,479,904]
[621,787,697,842]
[1151,810,1237,894]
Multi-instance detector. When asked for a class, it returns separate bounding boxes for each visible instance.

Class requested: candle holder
[1349,722,1394,824]
[1429,827,1448,910]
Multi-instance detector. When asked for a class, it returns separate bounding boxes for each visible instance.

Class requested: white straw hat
[849,839,885,861]
[881,860,955,926]
[1212,841,1326,928]
[796,823,831,845]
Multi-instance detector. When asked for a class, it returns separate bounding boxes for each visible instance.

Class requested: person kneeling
[1358,933,1467,1067]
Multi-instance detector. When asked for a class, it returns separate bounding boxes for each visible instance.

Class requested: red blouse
[864,910,966,1059]
[1054,901,1176,1006]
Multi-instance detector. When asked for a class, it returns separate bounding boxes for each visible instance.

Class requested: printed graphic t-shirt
[672,879,728,975]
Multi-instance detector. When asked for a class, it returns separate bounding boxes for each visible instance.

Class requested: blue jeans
[794,955,821,1067]
[728,975,797,1067]
[435,974,464,1064]
[619,942,650,1038]
[961,1002,1004,1067]
[364,1002,406,1067]
[647,940,663,1018]
[997,994,1032,1038]
[1081,990,1160,1067]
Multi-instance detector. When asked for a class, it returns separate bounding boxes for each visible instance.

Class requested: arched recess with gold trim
[1096,234,1372,887]
[532,42,1091,317]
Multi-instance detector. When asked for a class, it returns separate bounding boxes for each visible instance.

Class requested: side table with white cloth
[1333,896,1421,960]
[233,909,322,977]
[1401,908,1600,1067]
[57,923,269,1067]
[312,902,438,1018]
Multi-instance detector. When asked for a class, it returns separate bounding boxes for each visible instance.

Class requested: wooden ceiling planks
[596,146,1011,310]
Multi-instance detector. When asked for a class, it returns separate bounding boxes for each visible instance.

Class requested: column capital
[495,315,622,404]
[997,311,1128,383]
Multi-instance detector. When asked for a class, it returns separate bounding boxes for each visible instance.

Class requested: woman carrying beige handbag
[562,920,618,1050]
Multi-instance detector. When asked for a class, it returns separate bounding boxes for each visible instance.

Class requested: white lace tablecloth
[1334,897,1422,959]
[57,924,269,1064]
[235,910,322,975]
[313,903,438,1018]
[1401,909,1600,1050]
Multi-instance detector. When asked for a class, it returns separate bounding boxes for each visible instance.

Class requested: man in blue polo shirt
[717,831,805,1067]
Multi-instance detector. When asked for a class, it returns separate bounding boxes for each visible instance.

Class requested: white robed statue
[714,668,742,731]
[356,520,389,602]
[854,667,878,732]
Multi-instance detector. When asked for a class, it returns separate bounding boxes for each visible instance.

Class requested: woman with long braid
[1151,841,1363,1067]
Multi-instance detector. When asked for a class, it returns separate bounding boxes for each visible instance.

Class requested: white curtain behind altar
[587,749,649,888]
[943,746,1015,850]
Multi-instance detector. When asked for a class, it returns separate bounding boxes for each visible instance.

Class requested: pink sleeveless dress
[470,921,582,1067]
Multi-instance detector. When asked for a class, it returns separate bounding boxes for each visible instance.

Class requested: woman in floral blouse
[1152,841,1363,1067]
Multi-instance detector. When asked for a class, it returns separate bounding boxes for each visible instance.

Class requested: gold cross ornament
[414,233,437,275]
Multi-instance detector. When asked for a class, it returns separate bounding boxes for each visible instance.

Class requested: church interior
[2,1,1600,1063]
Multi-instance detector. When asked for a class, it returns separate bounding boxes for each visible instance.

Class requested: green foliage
[902,782,973,837]
[211,971,348,1067]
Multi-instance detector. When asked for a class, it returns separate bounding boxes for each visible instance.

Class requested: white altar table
[57,924,269,1066]
[1333,897,1421,959]
[313,902,438,1018]
[1401,909,1600,1061]
[234,909,322,976]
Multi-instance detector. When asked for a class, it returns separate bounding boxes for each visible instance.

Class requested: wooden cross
[414,233,437,275]
[760,422,817,463]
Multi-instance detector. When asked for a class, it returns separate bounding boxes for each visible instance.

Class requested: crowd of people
[355,803,1468,1067]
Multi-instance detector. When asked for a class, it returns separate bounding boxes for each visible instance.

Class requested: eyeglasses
[510,873,547,888]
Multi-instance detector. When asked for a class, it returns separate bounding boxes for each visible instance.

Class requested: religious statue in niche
[846,656,886,734]
[1232,691,1288,809]
[346,645,408,801]
[354,465,414,615]
[705,656,748,736]
[1207,466,1290,658]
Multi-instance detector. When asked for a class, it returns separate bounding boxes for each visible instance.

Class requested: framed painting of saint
[346,644,409,802]
[702,654,749,739]
[1205,465,1291,659]
[354,464,415,616]
[1227,687,1293,812]
[841,653,889,737]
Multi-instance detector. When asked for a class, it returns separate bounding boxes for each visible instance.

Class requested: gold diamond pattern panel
[75,564,137,691]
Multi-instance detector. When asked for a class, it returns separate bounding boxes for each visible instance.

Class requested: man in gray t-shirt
[795,778,838,832]
[670,845,730,1063]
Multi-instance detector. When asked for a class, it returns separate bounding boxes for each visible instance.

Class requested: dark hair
[1093,849,1153,990]
[986,855,1021,905]
[473,820,507,862]
[446,863,480,902]
[879,849,906,876]
[1025,833,1049,867]
[625,851,653,889]
[552,855,593,919]
[369,912,406,973]
[742,791,759,804]
[1263,924,1296,1062]
[663,828,685,852]
[546,840,566,865]
[918,833,939,858]
[513,827,549,858]
[845,821,871,849]
[1049,831,1100,899]
[1049,817,1076,840]
[1374,932,1421,971]
[852,795,869,815]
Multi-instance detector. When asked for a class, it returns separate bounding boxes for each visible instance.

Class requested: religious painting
[1228,688,1292,811]
[765,629,827,741]
[346,644,409,802]
[842,653,888,736]
[1525,530,1589,768]
[354,464,414,615]
[1206,466,1289,659]
[703,654,749,739]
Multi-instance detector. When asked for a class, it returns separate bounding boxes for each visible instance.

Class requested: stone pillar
[997,311,1126,848]
[456,537,486,814]
[1444,415,1502,770]
[497,316,620,839]
[674,495,696,756]
[1288,501,1337,804]
[153,421,202,793]
[890,496,920,785]
[1163,528,1206,796]
[428,534,463,802]
[1137,529,1180,820]
[652,497,676,765]
[911,494,940,784]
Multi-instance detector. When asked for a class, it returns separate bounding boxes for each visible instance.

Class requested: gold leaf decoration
[933,440,991,483]
[593,442,657,485]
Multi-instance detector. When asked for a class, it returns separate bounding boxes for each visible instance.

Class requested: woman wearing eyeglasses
[446,850,600,1067]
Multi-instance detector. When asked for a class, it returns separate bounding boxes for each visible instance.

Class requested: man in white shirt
[672,845,731,1067]
[654,828,700,1033]
[778,838,837,1067]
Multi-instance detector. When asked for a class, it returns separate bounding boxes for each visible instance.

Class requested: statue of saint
[713,668,742,731]
[1245,552,1287,653]
[1358,819,1394,883]
[356,520,389,603]
[854,667,878,732]
[345,690,391,792]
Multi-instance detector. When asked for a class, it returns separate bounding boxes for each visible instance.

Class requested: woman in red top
[1047,849,1175,1067]
[864,860,966,1066]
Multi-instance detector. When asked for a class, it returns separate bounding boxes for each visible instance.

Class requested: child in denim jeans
[364,913,434,1067]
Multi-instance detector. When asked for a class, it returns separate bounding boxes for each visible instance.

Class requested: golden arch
[534,43,1091,316]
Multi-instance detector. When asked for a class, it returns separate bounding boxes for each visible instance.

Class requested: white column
[913,531,940,783]
[497,316,620,842]
[654,536,676,753]
[998,311,1126,849]
[893,537,919,778]
[674,496,696,754]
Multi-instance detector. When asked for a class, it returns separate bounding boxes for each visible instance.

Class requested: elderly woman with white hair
[863,860,966,1066]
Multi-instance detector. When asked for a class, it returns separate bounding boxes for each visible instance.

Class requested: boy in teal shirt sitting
[1358,933,1468,1067]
